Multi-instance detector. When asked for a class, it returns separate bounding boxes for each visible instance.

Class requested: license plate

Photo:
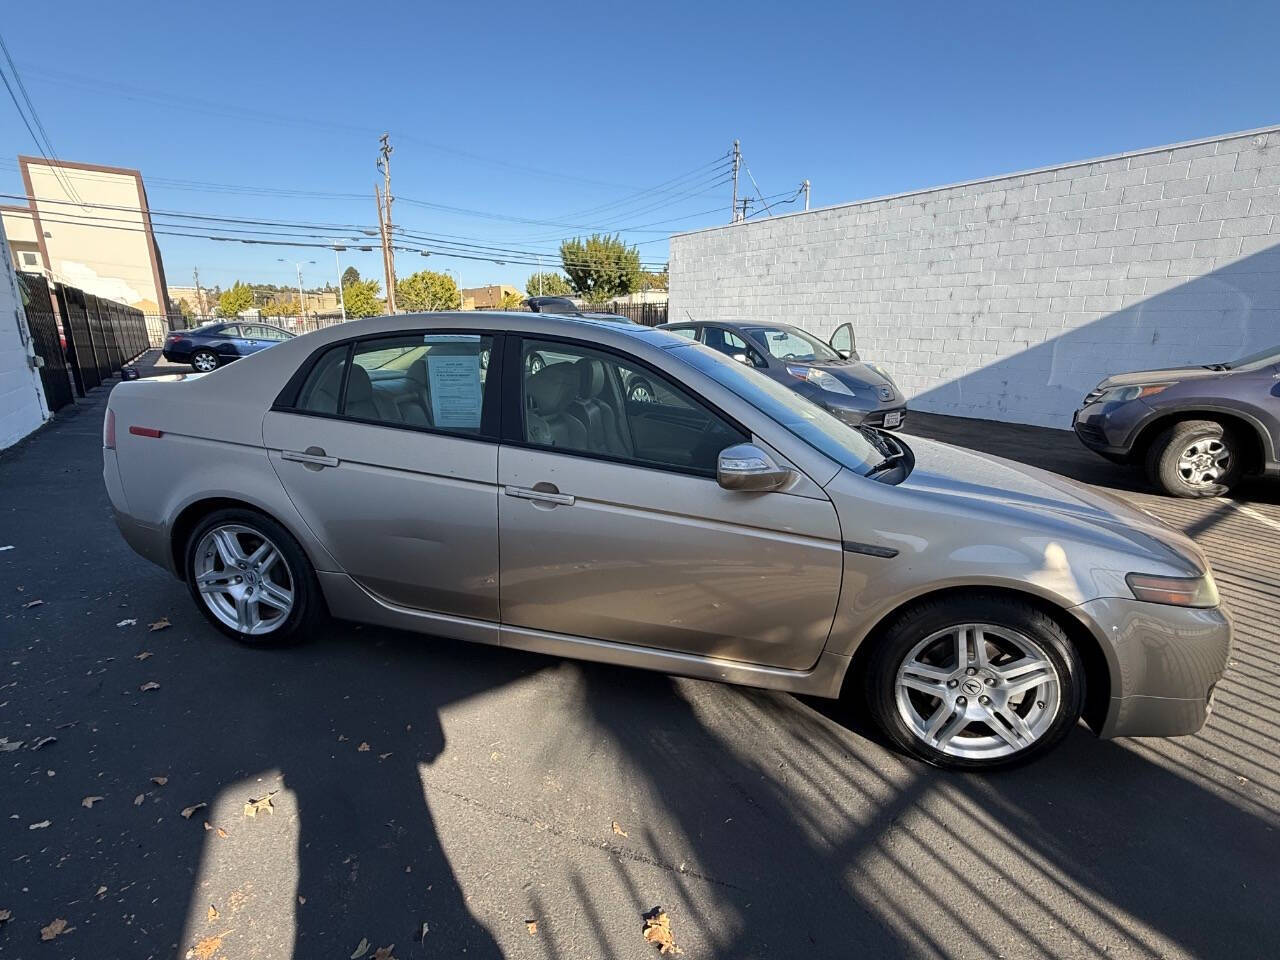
[883,411,902,428]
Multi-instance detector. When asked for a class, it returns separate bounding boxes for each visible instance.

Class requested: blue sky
[2,0,1277,295]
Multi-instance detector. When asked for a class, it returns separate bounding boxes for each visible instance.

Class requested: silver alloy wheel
[628,381,654,403]
[192,351,218,372]
[894,622,1061,760]
[193,523,294,636]
[1176,437,1230,487]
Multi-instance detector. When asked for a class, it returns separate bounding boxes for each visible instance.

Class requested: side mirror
[717,443,793,492]
[731,352,751,365]
[836,348,852,360]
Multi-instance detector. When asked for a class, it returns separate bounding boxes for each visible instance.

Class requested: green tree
[342,279,383,317]
[260,294,300,318]
[397,270,460,311]
[525,272,572,297]
[560,234,641,303]
[634,267,669,293]
[497,289,526,310]
[341,265,361,288]
[216,281,254,318]
[177,298,194,321]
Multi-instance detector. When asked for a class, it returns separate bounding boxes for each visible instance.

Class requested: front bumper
[1071,398,1154,460]
[824,400,907,431]
[1071,596,1232,738]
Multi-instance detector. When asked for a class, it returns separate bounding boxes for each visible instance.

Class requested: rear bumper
[105,448,173,574]
[161,347,190,363]
[1071,596,1232,738]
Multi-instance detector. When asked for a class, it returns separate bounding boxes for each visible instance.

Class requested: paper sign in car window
[427,352,483,428]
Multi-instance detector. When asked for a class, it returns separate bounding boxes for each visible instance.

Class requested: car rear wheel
[863,594,1084,770]
[184,508,324,645]
[191,349,219,373]
[626,376,655,403]
[1146,419,1240,498]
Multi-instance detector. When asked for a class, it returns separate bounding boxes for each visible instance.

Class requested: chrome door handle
[282,448,339,468]
[504,485,574,506]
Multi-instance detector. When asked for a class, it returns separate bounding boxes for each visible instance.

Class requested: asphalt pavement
[0,356,1276,959]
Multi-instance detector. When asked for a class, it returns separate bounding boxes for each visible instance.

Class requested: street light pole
[329,243,348,321]
[278,259,316,327]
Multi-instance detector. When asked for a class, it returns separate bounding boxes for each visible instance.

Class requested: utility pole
[376,134,397,314]
[295,263,306,322]
[802,179,811,211]
[192,267,207,318]
[730,139,741,223]
[331,245,347,321]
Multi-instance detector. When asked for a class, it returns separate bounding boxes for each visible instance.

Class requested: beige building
[461,284,521,309]
[2,156,171,320]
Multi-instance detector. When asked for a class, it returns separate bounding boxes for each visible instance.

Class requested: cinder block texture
[670,127,1280,428]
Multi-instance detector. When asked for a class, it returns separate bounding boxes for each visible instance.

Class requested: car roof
[662,319,798,331]
[291,310,688,348]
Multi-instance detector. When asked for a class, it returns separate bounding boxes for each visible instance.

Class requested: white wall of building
[670,126,1280,429]
[0,217,49,449]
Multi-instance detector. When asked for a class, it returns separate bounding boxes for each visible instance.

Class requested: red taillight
[104,409,116,449]
[166,334,181,343]
[128,426,163,438]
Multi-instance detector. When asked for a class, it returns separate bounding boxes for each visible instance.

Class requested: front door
[497,336,843,670]
[263,331,502,620]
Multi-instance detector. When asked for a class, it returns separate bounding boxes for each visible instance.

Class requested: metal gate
[17,272,74,413]
[54,284,100,394]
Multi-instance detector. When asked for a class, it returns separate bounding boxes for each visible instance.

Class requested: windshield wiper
[859,427,906,475]
[1202,363,1231,371]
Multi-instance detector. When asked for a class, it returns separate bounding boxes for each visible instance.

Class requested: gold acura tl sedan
[104,312,1231,770]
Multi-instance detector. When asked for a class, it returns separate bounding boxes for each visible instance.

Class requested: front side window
[294,333,494,433]
[672,342,881,475]
[519,339,745,475]
[753,326,840,363]
[701,326,766,367]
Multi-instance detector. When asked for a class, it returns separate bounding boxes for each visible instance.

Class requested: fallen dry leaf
[526,919,538,935]
[151,776,168,786]
[191,933,223,959]
[148,617,171,632]
[612,820,629,838]
[116,618,136,627]
[417,922,429,941]
[0,908,11,923]
[22,599,43,609]
[378,752,392,760]
[642,908,683,955]
[372,947,396,960]
[357,742,370,752]
[32,735,56,750]
[181,802,207,819]
[203,821,212,831]
[207,904,219,921]
[298,896,306,905]
[350,937,371,959]
[338,734,349,742]
[139,681,161,692]
[96,886,107,897]
[29,820,51,830]
[0,739,23,752]
[40,917,70,941]
[135,651,153,661]
[133,794,145,806]
[243,791,276,818]
[216,827,229,838]
[82,796,105,809]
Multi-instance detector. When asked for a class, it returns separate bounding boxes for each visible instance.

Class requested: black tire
[861,593,1085,771]
[191,349,220,373]
[1145,419,1241,498]
[184,507,325,646]
[527,353,546,375]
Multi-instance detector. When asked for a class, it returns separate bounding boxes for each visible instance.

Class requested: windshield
[753,326,841,363]
[671,343,882,475]
[1221,345,1280,370]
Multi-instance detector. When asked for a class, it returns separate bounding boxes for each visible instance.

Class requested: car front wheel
[863,594,1084,770]
[191,349,219,373]
[1146,419,1240,498]
[184,508,324,645]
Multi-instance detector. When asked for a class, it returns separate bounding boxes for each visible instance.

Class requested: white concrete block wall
[670,126,1280,429]
[0,218,49,449]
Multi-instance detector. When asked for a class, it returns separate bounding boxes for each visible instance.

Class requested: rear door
[263,330,503,620]
[497,335,843,670]
[213,324,246,360]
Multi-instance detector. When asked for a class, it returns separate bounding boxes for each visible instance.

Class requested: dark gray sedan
[658,320,906,429]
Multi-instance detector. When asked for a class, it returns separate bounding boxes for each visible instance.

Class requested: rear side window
[291,333,497,435]
[295,345,349,414]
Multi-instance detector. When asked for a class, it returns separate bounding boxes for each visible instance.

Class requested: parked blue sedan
[163,322,294,372]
